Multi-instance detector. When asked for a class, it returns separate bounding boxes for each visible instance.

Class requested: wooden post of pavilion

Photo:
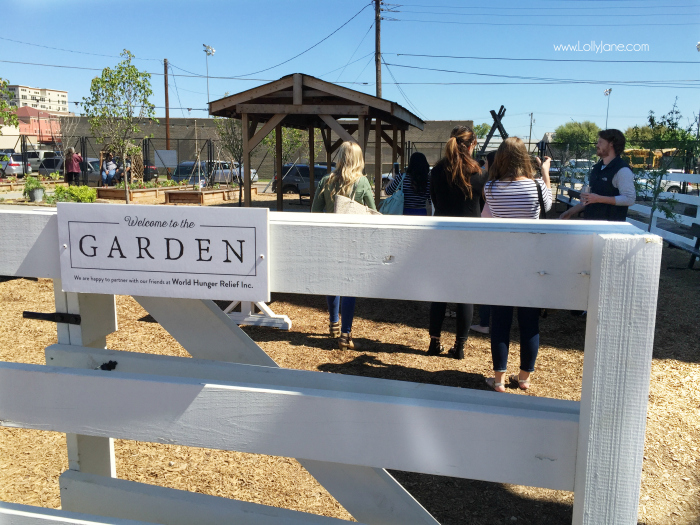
[276,124,283,212]
[400,128,406,171]
[308,126,315,204]
[374,118,382,204]
[391,124,398,172]
[325,129,332,177]
[241,113,251,207]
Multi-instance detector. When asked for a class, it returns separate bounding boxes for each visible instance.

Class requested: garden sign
[57,203,269,301]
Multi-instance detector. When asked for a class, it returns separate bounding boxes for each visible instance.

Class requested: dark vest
[584,156,630,222]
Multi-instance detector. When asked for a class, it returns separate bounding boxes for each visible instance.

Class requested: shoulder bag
[378,174,405,215]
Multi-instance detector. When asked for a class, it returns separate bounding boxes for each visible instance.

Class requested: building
[4,84,70,114]
[16,107,62,145]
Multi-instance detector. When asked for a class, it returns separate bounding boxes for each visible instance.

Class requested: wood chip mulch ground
[0,235,698,524]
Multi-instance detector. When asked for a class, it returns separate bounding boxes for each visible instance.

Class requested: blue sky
[3,0,699,141]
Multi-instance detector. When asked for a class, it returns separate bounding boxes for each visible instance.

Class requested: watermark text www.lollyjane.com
[553,41,649,53]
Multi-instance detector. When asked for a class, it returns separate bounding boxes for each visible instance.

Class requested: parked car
[0,148,15,155]
[25,150,61,171]
[0,154,32,177]
[172,161,258,185]
[634,170,685,198]
[37,157,101,184]
[272,163,334,194]
[547,159,563,183]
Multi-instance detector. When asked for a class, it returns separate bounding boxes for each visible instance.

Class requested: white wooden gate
[0,208,662,525]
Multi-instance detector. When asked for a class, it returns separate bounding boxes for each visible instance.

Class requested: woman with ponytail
[426,126,487,359]
[312,141,376,350]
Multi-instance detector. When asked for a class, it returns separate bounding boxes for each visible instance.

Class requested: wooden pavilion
[209,73,425,210]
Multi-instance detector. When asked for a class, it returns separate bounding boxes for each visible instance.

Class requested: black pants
[429,302,473,341]
[66,172,80,185]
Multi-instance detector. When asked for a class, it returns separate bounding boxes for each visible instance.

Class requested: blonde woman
[483,137,551,392]
[311,141,376,350]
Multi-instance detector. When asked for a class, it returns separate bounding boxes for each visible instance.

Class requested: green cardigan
[310,175,377,213]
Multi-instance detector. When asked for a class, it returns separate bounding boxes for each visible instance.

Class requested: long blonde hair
[328,141,365,198]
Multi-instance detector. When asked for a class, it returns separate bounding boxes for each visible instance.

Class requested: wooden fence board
[0,361,579,491]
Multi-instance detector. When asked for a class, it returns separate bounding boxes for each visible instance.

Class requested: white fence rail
[0,208,662,525]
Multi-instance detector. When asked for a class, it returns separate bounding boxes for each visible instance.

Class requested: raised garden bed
[165,187,256,205]
[97,187,163,202]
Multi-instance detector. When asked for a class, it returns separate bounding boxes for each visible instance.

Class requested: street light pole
[203,44,215,114]
[604,88,612,129]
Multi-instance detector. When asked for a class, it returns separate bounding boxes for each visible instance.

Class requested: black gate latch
[23,311,82,325]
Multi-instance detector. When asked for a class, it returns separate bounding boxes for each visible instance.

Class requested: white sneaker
[470,324,489,334]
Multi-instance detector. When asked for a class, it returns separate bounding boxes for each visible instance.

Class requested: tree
[473,123,490,139]
[81,50,157,203]
[262,127,308,167]
[624,125,653,148]
[632,99,696,232]
[52,115,81,179]
[552,120,600,159]
[0,78,19,132]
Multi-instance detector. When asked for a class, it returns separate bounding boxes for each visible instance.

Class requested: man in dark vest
[560,129,636,221]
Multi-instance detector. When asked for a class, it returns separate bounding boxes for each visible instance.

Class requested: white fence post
[53,279,118,477]
[573,234,662,524]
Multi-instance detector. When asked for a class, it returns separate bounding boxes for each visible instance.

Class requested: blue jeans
[490,305,540,373]
[403,208,427,216]
[327,296,356,334]
[478,304,491,327]
[102,169,115,185]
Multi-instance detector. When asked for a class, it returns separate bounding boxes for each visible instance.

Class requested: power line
[336,23,374,82]
[398,2,700,9]
[398,8,700,17]
[394,17,699,26]
[392,53,700,65]
[383,62,700,88]
[168,65,187,118]
[234,3,373,77]
[382,57,426,119]
[0,59,370,85]
[0,36,163,62]
[317,52,373,78]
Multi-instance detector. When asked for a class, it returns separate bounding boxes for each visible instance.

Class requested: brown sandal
[338,332,355,350]
[329,321,340,338]
[509,374,531,390]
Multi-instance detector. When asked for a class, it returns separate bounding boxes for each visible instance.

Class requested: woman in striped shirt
[384,152,431,215]
[483,137,552,392]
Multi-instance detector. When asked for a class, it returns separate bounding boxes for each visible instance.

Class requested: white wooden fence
[0,208,663,525]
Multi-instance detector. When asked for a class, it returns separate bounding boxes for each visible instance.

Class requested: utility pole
[375,0,382,98]
[604,88,612,129]
[164,59,170,150]
[528,113,534,151]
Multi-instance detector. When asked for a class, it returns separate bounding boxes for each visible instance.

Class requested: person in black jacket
[560,129,635,221]
[426,126,487,359]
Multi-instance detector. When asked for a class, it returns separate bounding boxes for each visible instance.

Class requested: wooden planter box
[97,187,162,202]
[0,182,23,192]
[165,188,246,205]
[40,181,69,189]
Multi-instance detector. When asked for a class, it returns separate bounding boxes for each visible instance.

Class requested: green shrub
[48,171,62,181]
[45,185,96,205]
[22,176,43,198]
[68,186,97,203]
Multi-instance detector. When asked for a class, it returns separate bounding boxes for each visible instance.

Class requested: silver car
[37,157,101,184]
[0,154,33,177]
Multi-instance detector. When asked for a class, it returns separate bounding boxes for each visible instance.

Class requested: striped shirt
[484,179,552,219]
[385,173,431,210]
